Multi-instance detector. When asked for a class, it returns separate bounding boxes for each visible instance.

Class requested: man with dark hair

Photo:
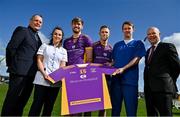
[64,17,93,65]
[63,17,93,116]
[93,25,112,116]
[111,21,146,116]
[1,14,43,116]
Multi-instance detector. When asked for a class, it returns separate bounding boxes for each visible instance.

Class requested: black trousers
[1,73,35,116]
[144,87,173,116]
[28,84,60,116]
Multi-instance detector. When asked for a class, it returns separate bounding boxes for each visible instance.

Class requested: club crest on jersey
[72,45,76,49]
[90,68,96,73]
[79,69,87,79]
[103,53,107,56]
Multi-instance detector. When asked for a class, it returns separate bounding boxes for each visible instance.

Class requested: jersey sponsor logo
[69,71,76,74]
[70,98,101,106]
[80,74,87,79]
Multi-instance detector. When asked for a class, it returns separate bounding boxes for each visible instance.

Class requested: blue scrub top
[112,39,146,86]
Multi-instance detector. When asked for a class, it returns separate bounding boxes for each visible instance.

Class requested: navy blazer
[144,42,180,93]
[6,26,42,76]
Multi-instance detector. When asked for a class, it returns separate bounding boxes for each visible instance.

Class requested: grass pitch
[0,83,180,116]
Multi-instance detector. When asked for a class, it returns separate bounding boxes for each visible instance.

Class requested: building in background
[0,56,9,83]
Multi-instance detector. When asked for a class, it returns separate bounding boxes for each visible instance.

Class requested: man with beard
[63,17,93,116]
[64,17,93,65]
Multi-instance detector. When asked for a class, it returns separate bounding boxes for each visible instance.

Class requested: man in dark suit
[1,14,43,116]
[144,27,180,116]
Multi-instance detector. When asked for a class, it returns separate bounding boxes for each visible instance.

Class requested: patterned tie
[34,32,39,41]
[147,46,155,64]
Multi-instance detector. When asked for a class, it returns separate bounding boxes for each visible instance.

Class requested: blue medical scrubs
[111,39,146,116]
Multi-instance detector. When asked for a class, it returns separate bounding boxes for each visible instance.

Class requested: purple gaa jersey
[93,41,112,64]
[63,34,93,65]
[48,63,116,115]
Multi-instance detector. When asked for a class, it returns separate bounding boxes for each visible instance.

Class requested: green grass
[0,83,180,116]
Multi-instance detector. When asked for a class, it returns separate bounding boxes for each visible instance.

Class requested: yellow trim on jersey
[46,76,55,84]
[61,78,69,115]
[85,47,93,50]
[102,74,112,109]
[84,47,93,63]
[83,52,87,63]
